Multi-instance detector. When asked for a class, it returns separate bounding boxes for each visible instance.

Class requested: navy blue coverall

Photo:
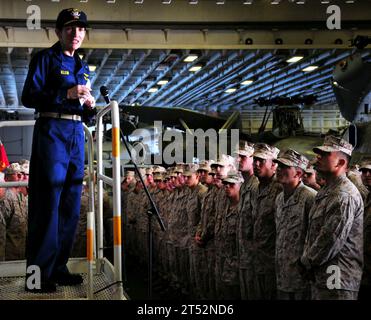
[22,41,91,281]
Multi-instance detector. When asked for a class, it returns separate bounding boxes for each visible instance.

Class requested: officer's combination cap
[56,8,89,30]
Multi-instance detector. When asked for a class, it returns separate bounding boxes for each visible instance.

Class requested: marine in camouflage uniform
[195,162,218,299]
[214,171,244,299]
[0,164,28,261]
[300,136,363,300]
[211,155,236,299]
[274,149,317,300]
[249,143,282,300]
[183,164,208,299]
[234,141,258,300]
[358,159,371,299]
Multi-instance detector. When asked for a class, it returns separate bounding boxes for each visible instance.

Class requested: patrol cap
[197,160,214,173]
[211,154,235,168]
[359,157,371,170]
[183,164,199,177]
[20,163,30,175]
[234,140,254,157]
[274,148,309,171]
[304,158,317,174]
[174,164,184,174]
[253,143,280,160]
[4,163,22,175]
[153,166,166,174]
[19,159,29,166]
[153,172,164,181]
[56,8,89,30]
[313,135,353,157]
[223,170,244,184]
[124,170,135,178]
[145,167,154,175]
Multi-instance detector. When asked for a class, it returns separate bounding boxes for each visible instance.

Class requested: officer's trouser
[26,118,84,281]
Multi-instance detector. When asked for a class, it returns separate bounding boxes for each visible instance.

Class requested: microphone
[100,86,110,104]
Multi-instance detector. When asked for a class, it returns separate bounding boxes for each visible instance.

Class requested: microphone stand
[119,129,166,300]
[100,88,165,300]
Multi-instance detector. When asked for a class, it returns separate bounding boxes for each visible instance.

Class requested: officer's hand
[84,96,96,109]
[67,85,92,100]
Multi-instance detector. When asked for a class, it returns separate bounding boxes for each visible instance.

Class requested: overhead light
[225,88,237,93]
[241,80,254,86]
[216,0,225,4]
[286,56,304,63]
[345,0,355,3]
[189,0,198,3]
[189,65,203,72]
[184,54,199,62]
[302,65,318,72]
[88,65,97,72]
[296,0,305,4]
[271,0,281,4]
[157,79,169,85]
[162,0,171,4]
[78,54,84,60]
[134,0,144,3]
[320,0,330,3]
[243,0,253,4]
[148,87,159,93]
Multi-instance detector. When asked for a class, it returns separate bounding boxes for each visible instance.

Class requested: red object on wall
[0,141,10,172]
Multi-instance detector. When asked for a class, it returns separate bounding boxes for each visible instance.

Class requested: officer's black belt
[39,112,81,121]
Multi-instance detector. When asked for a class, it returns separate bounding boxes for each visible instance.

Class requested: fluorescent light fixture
[271,0,281,4]
[241,80,254,85]
[345,0,355,3]
[302,65,318,72]
[88,65,97,72]
[134,0,144,3]
[320,0,330,3]
[286,56,304,63]
[148,87,159,93]
[189,65,203,72]
[184,54,199,62]
[157,79,169,85]
[162,0,171,3]
[216,0,225,4]
[243,0,253,4]
[296,0,305,3]
[225,88,237,93]
[189,0,198,3]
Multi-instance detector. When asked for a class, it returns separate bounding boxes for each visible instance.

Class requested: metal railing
[95,101,123,300]
[1,105,123,299]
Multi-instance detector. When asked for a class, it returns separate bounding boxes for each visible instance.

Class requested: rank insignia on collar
[61,70,70,75]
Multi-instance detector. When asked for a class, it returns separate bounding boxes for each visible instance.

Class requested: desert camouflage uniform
[215,197,240,299]
[195,184,219,299]
[249,177,283,299]
[238,174,259,300]
[348,169,369,203]
[361,191,371,291]
[275,182,316,300]
[301,175,363,300]
[187,183,207,298]
[0,189,28,261]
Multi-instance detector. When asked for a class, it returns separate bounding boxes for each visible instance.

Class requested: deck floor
[0,273,117,300]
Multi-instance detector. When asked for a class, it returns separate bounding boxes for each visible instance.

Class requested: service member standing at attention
[234,141,258,300]
[300,136,363,300]
[274,149,316,300]
[358,158,371,299]
[249,143,282,300]
[22,8,95,292]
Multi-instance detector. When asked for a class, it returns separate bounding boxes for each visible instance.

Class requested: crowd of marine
[0,135,371,300]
